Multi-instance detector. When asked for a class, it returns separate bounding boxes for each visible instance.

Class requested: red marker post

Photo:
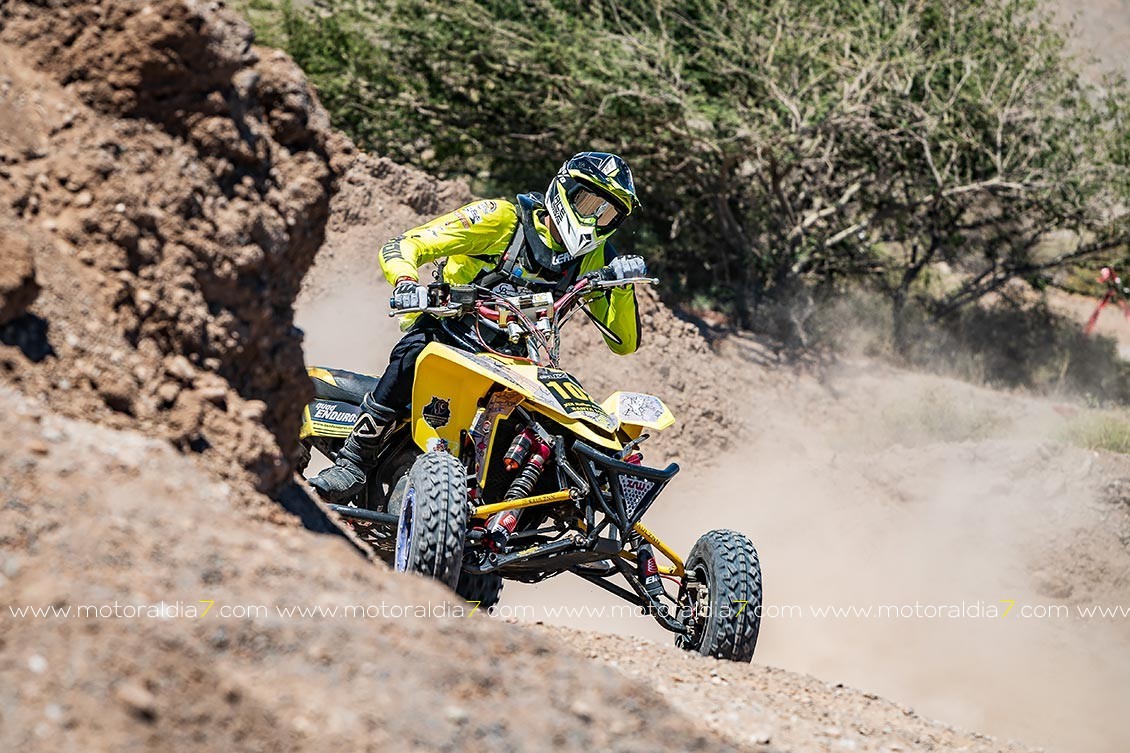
[1085,267,1130,335]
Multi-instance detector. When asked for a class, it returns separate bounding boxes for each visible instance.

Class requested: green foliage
[1061,411,1130,454]
[251,0,1130,335]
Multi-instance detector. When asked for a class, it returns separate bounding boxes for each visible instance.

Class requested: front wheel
[677,529,762,662]
[394,452,468,590]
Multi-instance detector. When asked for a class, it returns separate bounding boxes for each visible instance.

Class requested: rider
[309,152,648,500]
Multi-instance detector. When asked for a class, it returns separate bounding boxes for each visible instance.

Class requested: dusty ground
[3,1,1129,752]
[536,624,1038,753]
[0,385,745,753]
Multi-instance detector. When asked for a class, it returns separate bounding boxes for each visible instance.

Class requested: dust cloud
[509,364,1130,753]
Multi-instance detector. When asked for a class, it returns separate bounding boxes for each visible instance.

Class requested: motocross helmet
[542,152,640,266]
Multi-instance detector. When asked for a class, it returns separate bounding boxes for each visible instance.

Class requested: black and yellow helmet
[544,152,640,262]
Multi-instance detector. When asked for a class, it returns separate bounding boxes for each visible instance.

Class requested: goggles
[564,178,626,231]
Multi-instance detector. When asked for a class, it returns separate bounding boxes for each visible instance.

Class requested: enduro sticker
[306,399,362,438]
[422,397,452,428]
[311,400,361,426]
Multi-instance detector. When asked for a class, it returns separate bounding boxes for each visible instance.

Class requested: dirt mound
[539,624,1039,753]
[0,386,742,753]
[0,0,350,497]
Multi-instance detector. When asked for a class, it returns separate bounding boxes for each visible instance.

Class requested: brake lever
[590,276,660,290]
[387,306,461,318]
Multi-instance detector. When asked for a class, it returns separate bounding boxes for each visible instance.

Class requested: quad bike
[298,267,763,661]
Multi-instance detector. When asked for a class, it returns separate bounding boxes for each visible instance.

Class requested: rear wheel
[677,529,762,662]
[394,452,468,589]
[455,571,504,611]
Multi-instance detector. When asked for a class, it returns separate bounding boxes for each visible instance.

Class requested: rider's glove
[607,255,647,283]
[391,277,428,311]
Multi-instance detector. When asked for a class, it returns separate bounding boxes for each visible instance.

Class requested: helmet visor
[565,181,624,231]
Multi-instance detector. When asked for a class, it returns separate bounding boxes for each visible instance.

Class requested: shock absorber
[503,427,536,471]
[485,434,551,551]
[636,543,665,600]
[505,440,550,500]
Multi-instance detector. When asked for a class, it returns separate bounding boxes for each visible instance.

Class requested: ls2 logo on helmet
[549,189,566,224]
[422,397,452,428]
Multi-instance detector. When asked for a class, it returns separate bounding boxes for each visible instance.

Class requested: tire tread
[403,452,467,589]
[685,528,762,662]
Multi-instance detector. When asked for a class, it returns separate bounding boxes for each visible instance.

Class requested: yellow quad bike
[299,270,763,661]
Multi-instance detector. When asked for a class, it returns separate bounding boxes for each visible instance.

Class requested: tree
[264,0,1130,345]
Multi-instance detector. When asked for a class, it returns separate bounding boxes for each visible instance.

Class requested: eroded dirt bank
[0,0,350,499]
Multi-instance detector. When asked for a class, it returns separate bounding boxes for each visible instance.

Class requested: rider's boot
[309,396,397,501]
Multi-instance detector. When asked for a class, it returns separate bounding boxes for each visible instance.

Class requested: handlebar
[385,273,657,366]
[388,275,658,318]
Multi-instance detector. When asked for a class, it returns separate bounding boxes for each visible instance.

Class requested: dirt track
[0,386,745,753]
[2,1,1129,751]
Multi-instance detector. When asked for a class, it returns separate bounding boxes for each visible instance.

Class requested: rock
[115,681,157,722]
[444,705,469,725]
[27,654,47,674]
[165,356,197,383]
[0,222,40,325]
[156,382,180,405]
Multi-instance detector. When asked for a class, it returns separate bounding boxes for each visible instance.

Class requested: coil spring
[505,459,544,500]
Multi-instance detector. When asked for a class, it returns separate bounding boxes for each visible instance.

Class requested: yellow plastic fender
[410,342,624,452]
